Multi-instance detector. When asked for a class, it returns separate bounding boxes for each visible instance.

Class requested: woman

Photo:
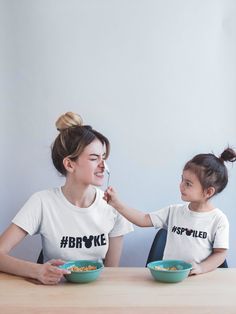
[0,112,133,284]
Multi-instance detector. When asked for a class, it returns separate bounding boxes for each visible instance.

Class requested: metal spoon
[104,162,110,188]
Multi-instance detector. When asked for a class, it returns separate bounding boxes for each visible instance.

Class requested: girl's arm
[190,248,227,275]
[104,187,153,227]
[104,235,123,267]
[0,223,69,284]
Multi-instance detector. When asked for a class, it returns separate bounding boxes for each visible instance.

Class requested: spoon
[104,162,110,188]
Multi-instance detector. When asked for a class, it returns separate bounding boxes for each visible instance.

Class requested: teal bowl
[59,260,104,283]
[147,260,192,283]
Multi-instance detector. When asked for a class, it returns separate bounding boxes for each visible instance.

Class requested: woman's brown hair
[51,112,110,176]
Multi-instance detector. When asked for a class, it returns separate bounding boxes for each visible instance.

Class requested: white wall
[1,0,236,266]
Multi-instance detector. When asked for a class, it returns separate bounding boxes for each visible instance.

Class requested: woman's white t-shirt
[12,187,133,262]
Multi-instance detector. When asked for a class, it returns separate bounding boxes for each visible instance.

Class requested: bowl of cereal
[59,260,104,283]
[147,260,192,283]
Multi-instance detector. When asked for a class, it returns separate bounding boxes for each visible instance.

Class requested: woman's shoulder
[28,187,61,202]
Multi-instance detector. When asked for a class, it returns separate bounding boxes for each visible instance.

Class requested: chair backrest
[146,228,167,266]
[145,228,228,268]
[218,259,228,268]
[37,250,44,264]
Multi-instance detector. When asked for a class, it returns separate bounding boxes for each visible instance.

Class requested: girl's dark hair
[183,147,236,196]
[51,112,110,176]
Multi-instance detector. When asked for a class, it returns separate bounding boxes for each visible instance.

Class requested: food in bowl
[147,259,192,283]
[154,265,178,271]
[59,260,104,283]
[68,265,97,272]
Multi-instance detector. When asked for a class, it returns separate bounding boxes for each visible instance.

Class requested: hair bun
[220,147,236,163]
[56,112,83,131]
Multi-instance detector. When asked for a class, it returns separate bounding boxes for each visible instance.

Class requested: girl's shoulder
[168,204,186,212]
[151,204,185,217]
[211,208,229,223]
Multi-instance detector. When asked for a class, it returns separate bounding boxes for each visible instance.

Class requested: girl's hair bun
[220,147,236,163]
[56,112,83,131]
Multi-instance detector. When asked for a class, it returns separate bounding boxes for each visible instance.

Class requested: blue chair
[37,250,44,264]
[146,228,167,266]
[146,228,228,268]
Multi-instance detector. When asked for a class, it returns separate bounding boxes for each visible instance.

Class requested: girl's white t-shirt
[149,204,229,263]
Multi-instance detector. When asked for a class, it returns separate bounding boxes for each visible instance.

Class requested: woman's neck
[61,183,96,208]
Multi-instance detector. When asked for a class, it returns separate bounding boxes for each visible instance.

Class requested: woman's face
[71,139,107,186]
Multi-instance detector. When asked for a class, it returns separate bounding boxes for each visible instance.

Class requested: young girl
[0,112,133,285]
[104,147,236,275]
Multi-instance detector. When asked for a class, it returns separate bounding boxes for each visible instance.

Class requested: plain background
[0,0,236,267]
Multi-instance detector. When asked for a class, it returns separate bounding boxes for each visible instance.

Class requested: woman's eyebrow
[89,153,106,157]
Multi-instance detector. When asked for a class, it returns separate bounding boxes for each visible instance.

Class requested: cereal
[68,265,97,272]
[154,265,178,271]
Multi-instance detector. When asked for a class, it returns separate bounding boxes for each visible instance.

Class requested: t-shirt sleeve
[213,214,229,249]
[149,206,171,229]
[12,193,42,235]
[108,211,134,237]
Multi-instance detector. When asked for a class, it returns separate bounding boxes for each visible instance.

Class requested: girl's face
[179,169,205,202]
[70,139,107,186]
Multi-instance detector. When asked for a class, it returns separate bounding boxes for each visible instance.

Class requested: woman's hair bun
[56,112,83,131]
[220,147,236,163]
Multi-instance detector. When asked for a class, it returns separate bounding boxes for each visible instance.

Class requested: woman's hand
[48,259,66,267]
[36,259,70,285]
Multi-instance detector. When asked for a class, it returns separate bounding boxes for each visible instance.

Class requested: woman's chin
[93,181,104,187]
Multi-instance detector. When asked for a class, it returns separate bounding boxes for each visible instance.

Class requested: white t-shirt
[149,204,229,263]
[12,187,133,262]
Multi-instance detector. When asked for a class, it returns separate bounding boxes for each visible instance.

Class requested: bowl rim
[147,259,192,272]
[59,259,104,273]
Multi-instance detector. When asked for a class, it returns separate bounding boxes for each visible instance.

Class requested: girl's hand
[103,186,122,208]
[103,189,111,203]
[36,259,70,285]
[189,261,202,275]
